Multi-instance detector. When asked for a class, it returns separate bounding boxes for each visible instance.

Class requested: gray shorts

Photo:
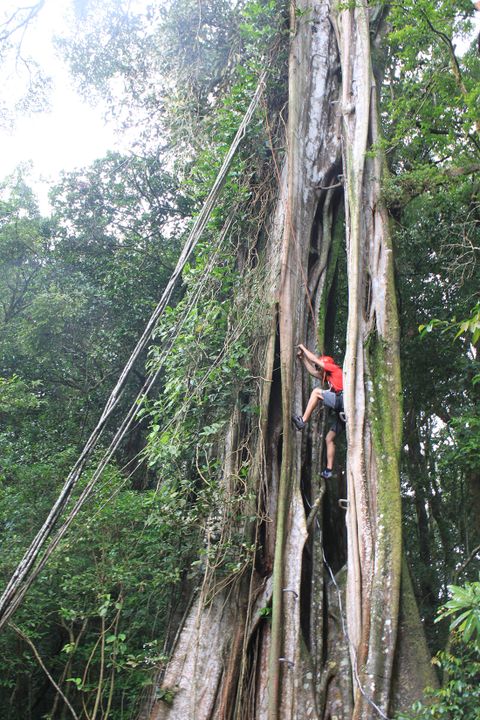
[323,391,345,434]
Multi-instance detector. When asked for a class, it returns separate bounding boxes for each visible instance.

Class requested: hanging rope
[303,489,392,720]
[0,71,267,633]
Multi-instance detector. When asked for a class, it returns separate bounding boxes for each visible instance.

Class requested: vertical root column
[334,2,403,718]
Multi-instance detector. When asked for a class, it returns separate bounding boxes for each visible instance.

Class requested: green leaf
[66,677,83,690]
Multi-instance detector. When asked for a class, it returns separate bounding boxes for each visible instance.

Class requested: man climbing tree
[292,344,345,478]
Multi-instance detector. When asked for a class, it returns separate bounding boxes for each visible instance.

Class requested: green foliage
[150,246,249,421]
[397,647,480,720]
[0,466,196,718]
[0,158,190,716]
[156,685,177,705]
[419,303,480,345]
[387,0,480,649]
[397,582,480,720]
[437,580,480,644]
[0,375,42,416]
[58,0,286,159]
[145,226,263,580]
[438,411,480,477]
[385,0,480,169]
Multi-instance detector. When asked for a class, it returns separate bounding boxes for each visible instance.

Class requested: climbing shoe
[292,415,306,431]
[320,468,333,480]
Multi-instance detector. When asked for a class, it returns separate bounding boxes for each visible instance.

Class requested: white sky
[0,1,133,213]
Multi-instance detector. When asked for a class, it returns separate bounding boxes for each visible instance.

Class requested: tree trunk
[333,2,403,715]
[146,2,434,719]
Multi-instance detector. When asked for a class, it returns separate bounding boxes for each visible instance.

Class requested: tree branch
[385,164,480,211]
[417,9,467,95]
[0,2,45,44]
[454,543,480,582]
[9,622,79,720]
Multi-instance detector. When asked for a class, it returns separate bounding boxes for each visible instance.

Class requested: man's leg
[322,412,345,478]
[293,388,325,430]
[302,388,324,422]
[325,429,337,471]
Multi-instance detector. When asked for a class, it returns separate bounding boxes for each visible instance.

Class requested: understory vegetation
[0,0,479,718]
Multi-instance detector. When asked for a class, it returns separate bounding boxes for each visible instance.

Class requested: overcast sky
[0,1,132,212]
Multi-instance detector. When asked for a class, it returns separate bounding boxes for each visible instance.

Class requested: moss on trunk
[145,3,435,719]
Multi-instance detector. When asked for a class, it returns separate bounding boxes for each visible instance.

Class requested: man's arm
[298,344,321,365]
[297,344,323,379]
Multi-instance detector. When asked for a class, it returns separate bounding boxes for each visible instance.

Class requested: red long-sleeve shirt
[319,356,343,393]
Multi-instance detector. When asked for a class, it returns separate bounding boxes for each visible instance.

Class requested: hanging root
[0,72,268,634]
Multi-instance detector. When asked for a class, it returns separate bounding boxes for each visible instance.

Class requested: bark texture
[145,3,434,719]
[333,3,403,717]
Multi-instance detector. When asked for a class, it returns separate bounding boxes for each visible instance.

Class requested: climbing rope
[321,546,392,720]
[303,489,393,720]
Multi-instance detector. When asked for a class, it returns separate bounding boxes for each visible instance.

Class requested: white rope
[0,72,267,632]
[303,489,392,720]
[321,547,391,720]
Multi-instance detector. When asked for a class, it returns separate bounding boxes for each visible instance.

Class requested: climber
[292,344,344,480]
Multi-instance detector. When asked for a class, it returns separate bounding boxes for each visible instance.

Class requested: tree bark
[332,3,406,716]
[146,3,434,719]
